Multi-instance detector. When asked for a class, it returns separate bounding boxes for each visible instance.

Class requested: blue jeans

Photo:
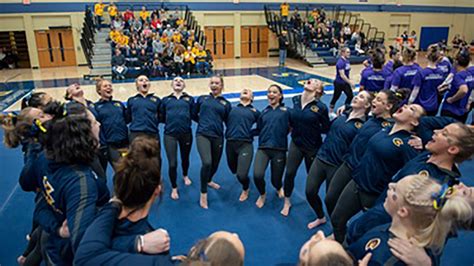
[279,49,287,66]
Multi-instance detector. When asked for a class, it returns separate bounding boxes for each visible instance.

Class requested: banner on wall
[23,0,31,5]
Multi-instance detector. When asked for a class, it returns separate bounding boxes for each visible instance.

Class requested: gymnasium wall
[0,1,473,68]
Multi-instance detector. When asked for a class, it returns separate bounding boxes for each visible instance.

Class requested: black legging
[305,158,339,219]
[225,140,253,191]
[196,135,224,193]
[21,226,43,266]
[283,141,316,197]
[330,180,379,243]
[324,161,353,217]
[253,148,286,195]
[107,141,129,170]
[164,133,192,188]
[330,81,353,109]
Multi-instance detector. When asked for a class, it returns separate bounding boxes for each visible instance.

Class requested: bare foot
[17,255,26,265]
[256,194,266,208]
[277,188,285,199]
[208,181,221,190]
[171,188,179,200]
[200,193,208,209]
[280,197,292,216]
[239,189,249,202]
[183,176,192,186]
[307,217,327,229]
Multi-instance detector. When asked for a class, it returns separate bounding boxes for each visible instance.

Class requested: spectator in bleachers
[94,0,106,29]
[111,15,124,32]
[150,15,162,32]
[328,37,340,56]
[280,2,290,26]
[196,45,211,75]
[409,30,417,48]
[112,49,128,80]
[173,50,184,76]
[139,6,150,23]
[106,5,211,79]
[343,23,351,41]
[122,8,134,27]
[131,17,142,33]
[184,46,196,75]
[108,4,118,21]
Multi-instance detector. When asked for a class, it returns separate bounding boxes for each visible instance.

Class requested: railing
[80,7,95,66]
[264,4,385,62]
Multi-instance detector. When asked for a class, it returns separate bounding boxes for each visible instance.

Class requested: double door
[35,29,77,68]
[205,26,234,59]
[241,26,268,58]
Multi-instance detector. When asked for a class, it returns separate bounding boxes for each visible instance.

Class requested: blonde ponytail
[416,196,472,253]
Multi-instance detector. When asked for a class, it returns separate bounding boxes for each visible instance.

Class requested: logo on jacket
[151,97,157,102]
[418,170,429,177]
[220,100,227,106]
[310,105,319,113]
[365,238,381,251]
[183,96,190,101]
[250,108,257,112]
[354,121,363,129]
[114,102,122,108]
[382,121,391,128]
[280,107,287,112]
[393,138,403,147]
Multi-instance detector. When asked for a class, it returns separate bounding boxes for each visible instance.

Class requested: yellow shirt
[176,19,184,26]
[280,4,289,17]
[196,50,207,61]
[184,51,195,64]
[108,5,118,17]
[109,30,120,42]
[94,3,105,16]
[172,34,182,44]
[191,47,199,55]
[139,10,149,21]
[117,35,129,46]
[160,36,169,43]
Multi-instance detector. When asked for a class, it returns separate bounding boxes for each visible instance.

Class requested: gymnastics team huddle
[2,43,474,265]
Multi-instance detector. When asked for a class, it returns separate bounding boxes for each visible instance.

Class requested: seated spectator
[111,15,125,32]
[355,40,365,55]
[108,4,118,21]
[183,46,195,75]
[112,49,128,80]
[122,8,134,27]
[161,32,169,43]
[163,25,174,39]
[0,47,18,69]
[152,36,165,55]
[142,24,153,38]
[139,6,149,23]
[329,37,340,56]
[138,49,150,74]
[351,29,361,45]
[195,46,210,75]
[173,50,184,76]
[172,31,182,44]
[150,15,162,32]
[343,23,351,41]
[131,18,142,33]
[161,49,174,77]
[150,56,164,77]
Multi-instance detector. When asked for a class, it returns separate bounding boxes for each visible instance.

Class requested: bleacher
[264,4,384,67]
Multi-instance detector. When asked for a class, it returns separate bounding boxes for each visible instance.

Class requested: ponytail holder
[395,92,403,98]
[7,113,18,125]
[431,183,455,210]
[34,119,47,133]
[62,104,68,117]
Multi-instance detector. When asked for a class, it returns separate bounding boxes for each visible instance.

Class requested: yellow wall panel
[0,16,24,31]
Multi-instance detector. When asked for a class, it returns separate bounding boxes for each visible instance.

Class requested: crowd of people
[279,3,369,56]
[2,47,474,263]
[93,2,213,80]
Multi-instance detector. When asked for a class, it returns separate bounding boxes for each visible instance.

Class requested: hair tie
[395,92,403,98]
[431,183,455,210]
[34,119,47,133]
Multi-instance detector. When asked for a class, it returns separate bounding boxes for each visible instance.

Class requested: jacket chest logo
[310,105,319,113]
[365,238,381,251]
[418,170,429,177]
[392,138,403,147]
[382,121,391,128]
[354,121,362,129]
